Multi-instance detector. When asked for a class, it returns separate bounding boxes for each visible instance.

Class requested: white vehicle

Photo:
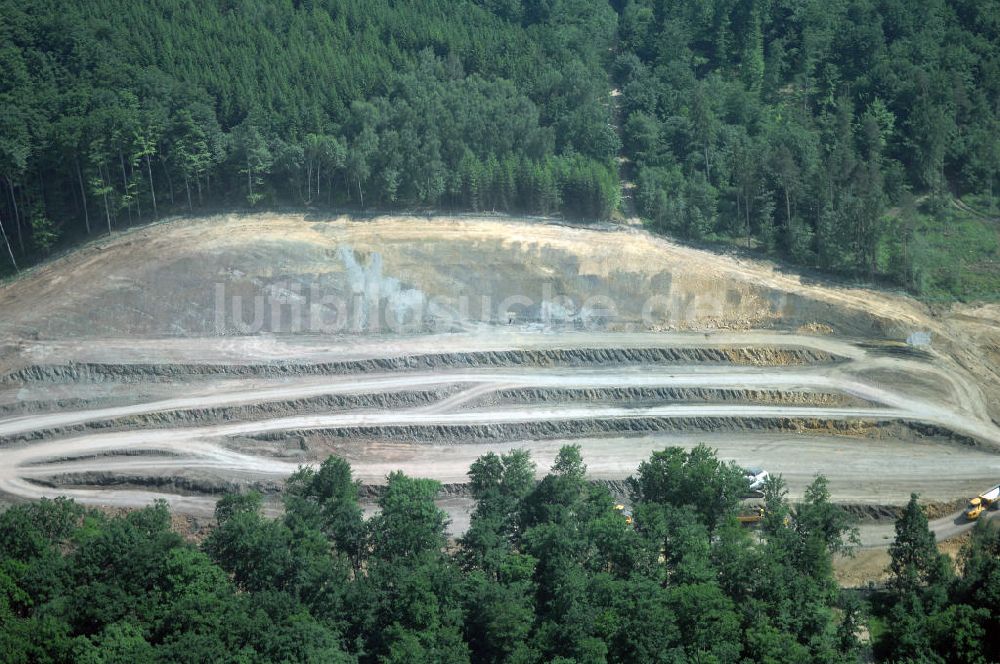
[744,467,769,492]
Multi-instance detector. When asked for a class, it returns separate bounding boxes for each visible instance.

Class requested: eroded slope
[1,214,999,539]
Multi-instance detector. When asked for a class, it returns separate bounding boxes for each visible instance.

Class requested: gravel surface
[1,214,998,547]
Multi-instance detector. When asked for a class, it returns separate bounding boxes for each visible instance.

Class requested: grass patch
[886,198,1000,302]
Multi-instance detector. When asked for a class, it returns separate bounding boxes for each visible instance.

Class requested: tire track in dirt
[2,336,998,525]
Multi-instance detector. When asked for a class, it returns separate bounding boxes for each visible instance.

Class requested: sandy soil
[833,519,999,588]
[1,213,998,551]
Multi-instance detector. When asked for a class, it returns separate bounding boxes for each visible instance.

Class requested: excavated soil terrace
[1,213,999,543]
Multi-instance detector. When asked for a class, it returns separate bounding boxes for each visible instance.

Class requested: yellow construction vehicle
[736,505,791,527]
[965,484,1000,521]
[737,506,765,526]
[614,504,634,526]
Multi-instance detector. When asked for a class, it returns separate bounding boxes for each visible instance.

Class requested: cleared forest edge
[0,214,998,543]
[0,213,948,340]
[0,214,997,419]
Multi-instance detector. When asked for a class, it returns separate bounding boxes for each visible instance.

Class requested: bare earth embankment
[1,213,999,574]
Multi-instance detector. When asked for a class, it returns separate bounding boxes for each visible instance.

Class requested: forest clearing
[3,1,1000,658]
[2,214,998,545]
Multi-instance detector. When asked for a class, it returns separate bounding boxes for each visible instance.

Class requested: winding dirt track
[1,214,999,547]
[2,332,999,544]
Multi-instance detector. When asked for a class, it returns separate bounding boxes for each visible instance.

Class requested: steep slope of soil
[1,213,998,546]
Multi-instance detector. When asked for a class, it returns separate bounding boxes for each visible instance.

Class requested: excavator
[965,484,1000,521]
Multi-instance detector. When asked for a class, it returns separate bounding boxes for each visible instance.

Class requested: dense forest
[0,0,621,264]
[615,0,1000,298]
[1,446,997,663]
[0,0,998,297]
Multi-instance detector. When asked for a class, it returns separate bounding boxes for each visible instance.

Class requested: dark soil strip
[2,346,844,385]
[252,417,979,448]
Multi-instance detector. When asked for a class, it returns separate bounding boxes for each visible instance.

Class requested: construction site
[1,213,998,580]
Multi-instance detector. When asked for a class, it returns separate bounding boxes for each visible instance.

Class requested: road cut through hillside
[1,214,999,547]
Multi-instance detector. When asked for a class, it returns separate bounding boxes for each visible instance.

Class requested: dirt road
[1,214,998,544]
[2,332,999,538]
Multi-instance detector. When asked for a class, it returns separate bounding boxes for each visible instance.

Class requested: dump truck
[965,484,1000,521]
